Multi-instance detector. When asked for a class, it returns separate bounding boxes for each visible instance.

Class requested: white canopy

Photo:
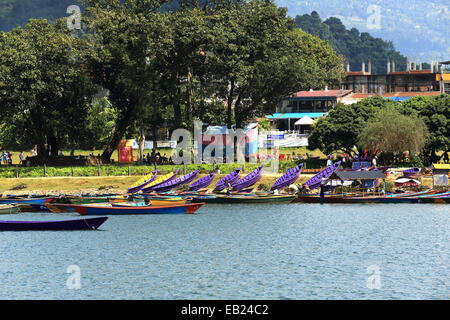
[294,116,314,125]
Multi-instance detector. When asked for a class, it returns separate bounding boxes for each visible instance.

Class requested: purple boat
[0,217,108,231]
[232,165,264,192]
[302,161,341,190]
[403,167,420,178]
[141,170,180,193]
[128,170,159,194]
[214,169,242,192]
[189,172,216,191]
[152,171,200,192]
[271,164,304,191]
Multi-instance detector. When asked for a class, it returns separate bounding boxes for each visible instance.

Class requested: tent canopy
[294,116,314,125]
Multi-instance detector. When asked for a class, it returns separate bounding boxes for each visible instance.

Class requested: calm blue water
[0,203,448,300]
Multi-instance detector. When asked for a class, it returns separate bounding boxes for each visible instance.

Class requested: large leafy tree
[357,108,428,164]
[308,96,397,156]
[400,95,450,164]
[204,1,344,129]
[0,19,96,158]
[83,0,173,162]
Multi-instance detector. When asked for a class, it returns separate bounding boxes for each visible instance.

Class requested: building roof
[267,112,326,120]
[345,92,441,100]
[292,89,352,98]
[346,72,372,76]
[439,61,450,65]
[294,116,314,125]
[330,170,386,180]
[388,70,434,75]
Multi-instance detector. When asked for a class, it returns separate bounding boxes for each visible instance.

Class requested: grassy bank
[0,174,304,194]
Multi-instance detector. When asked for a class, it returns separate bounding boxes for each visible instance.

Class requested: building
[267,89,352,132]
[267,58,449,135]
[342,59,448,95]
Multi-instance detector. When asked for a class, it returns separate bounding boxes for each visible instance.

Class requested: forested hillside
[295,11,407,74]
[0,0,74,31]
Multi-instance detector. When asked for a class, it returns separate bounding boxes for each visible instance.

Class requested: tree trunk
[171,69,182,129]
[234,94,243,129]
[138,126,145,165]
[48,134,59,157]
[185,67,193,124]
[226,79,235,129]
[101,107,135,163]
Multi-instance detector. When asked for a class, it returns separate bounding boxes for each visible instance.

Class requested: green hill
[294,11,407,74]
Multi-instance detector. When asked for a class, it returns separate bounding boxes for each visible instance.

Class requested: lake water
[0,203,448,300]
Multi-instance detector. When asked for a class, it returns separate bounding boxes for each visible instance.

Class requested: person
[320,185,325,198]
[7,152,12,165]
[288,184,299,195]
[226,182,233,195]
[443,152,449,164]
[372,156,377,168]
[19,152,24,165]
[326,156,333,167]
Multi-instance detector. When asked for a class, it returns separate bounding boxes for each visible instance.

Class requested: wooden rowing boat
[65,202,205,215]
[0,217,108,231]
[191,194,296,204]
[0,204,21,215]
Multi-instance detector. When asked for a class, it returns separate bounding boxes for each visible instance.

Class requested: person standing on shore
[19,152,24,165]
[7,152,13,165]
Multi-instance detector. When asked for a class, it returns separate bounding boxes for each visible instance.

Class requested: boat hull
[0,217,108,231]
[0,205,21,215]
[0,198,54,205]
[68,203,205,215]
[192,195,296,204]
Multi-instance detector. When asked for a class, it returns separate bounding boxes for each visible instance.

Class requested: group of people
[0,151,28,166]
[1,151,13,165]
[143,152,173,165]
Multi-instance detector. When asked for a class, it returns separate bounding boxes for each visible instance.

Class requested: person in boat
[288,184,298,195]
[226,182,233,195]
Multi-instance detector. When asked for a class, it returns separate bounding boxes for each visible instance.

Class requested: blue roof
[384,97,412,102]
[266,113,326,119]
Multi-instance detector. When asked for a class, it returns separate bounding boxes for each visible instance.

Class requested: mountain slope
[276,0,450,61]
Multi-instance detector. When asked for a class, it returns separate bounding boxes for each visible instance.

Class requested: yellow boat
[128,170,159,193]
[140,171,178,192]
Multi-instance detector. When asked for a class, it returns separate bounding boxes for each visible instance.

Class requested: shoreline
[0,173,433,196]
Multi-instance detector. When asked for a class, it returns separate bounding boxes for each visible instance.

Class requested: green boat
[192,194,296,204]
[0,204,21,215]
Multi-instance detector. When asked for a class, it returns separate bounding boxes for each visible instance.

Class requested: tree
[308,96,397,156]
[400,94,450,164]
[0,19,96,159]
[357,108,428,164]
[207,1,344,129]
[83,0,173,162]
